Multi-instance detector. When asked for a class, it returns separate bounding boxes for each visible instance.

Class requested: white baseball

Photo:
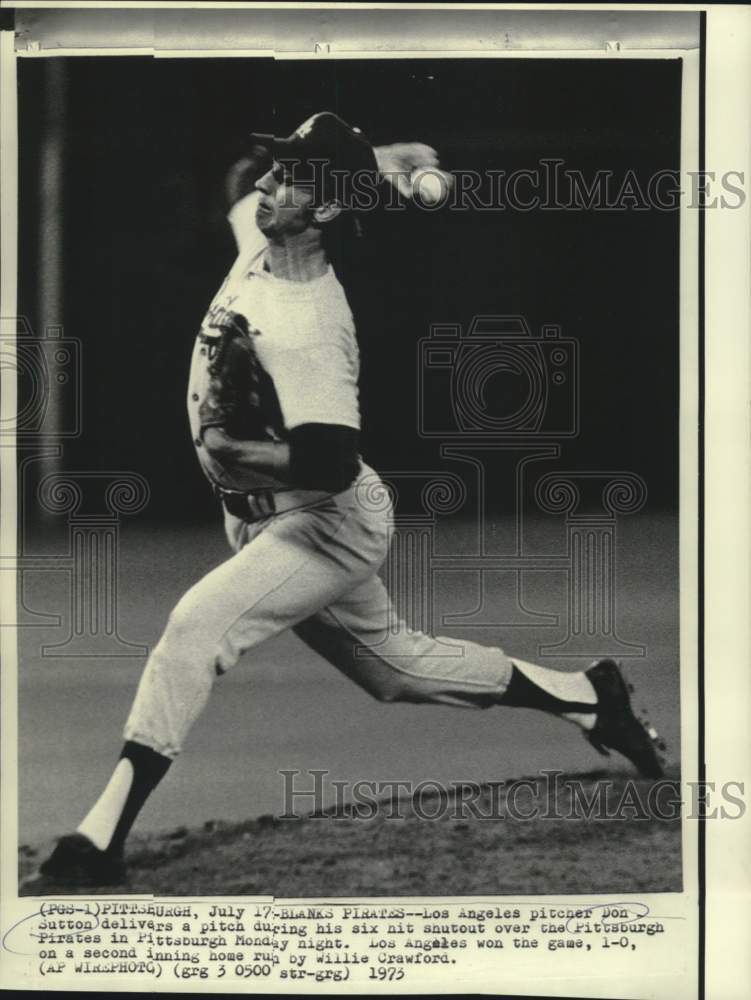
[410,167,452,206]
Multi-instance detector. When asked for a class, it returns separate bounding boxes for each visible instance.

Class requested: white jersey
[187,191,361,490]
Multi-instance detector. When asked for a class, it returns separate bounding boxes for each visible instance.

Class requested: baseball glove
[198,309,284,442]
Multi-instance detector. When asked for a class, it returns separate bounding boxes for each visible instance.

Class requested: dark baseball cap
[248,111,378,206]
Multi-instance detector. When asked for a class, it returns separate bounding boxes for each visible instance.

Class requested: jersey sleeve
[271,342,361,432]
[227,191,267,256]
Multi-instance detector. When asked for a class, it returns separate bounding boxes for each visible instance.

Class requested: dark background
[17,57,681,520]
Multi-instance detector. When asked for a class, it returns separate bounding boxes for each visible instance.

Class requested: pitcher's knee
[372,683,399,703]
[148,610,218,689]
[160,598,253,682]
[368,672,426,704]
[161,598,212,659]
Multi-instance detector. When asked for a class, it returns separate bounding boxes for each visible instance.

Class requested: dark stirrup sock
[499,664,598,716]
[105,741,172,857]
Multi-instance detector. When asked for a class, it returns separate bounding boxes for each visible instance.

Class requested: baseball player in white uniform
[39,113,664,887]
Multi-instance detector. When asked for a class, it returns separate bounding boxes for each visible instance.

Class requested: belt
[213,484,331,523]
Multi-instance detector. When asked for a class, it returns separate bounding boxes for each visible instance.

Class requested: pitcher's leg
[54,502,384,880]
[294,573,514,707]
[124,505,373,758]
[295,573,603,721]
[294,573,663,777]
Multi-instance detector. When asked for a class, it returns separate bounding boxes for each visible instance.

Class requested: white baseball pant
[124,466,513,758]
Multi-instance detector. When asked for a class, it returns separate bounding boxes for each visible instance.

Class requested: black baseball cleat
[584,659,666,778]
[37,833,127,887]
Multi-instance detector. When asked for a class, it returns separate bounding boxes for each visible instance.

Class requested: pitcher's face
[254,162,316,239]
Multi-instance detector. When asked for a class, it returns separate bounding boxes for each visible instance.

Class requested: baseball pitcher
[38,113,665,887]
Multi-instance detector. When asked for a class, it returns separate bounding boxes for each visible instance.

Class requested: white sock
[513,658,597,731]
[77,758,134,851]
[560,711,597,731]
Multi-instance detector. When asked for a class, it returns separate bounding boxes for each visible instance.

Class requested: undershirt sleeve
[288,424,360,493]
